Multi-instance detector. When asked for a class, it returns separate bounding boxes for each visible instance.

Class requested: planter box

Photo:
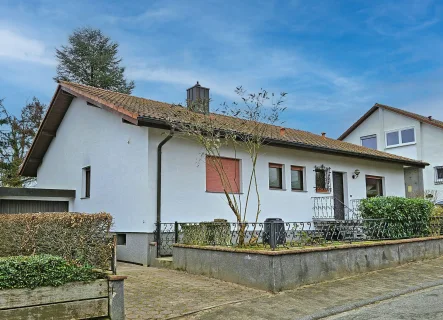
[0,276,126,320]
[174,236,443,292]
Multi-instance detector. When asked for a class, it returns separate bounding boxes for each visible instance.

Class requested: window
[386,128,415,147]
[291,166,304,191]
[206,156,240,193]
[82,166,91,198]
[117,234,126,246]
[366,175,383,197]
[269,163,283,189]
[435,167,443,185]
[361,135,377,149]
[386,131,399,146]
[314,165,331,193]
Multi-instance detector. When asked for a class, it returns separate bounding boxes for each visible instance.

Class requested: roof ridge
[375,102,443,123]
[59,80,175,108]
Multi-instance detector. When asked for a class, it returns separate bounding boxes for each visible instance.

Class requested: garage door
[0,200,69,214]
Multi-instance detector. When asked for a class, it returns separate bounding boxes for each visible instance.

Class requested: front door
[333,172,345,220]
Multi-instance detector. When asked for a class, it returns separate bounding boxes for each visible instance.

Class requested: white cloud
[0,29,55,66]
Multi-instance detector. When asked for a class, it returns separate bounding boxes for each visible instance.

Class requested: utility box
[263,218,286,249]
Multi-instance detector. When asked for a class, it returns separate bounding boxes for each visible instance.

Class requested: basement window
[117,234,126,246]
[82,166,91,198]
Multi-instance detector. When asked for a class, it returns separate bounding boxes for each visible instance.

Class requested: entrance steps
[152,257,174,269]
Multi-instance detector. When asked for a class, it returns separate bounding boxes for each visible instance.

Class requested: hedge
[0,212,113,269]
[359,196,434,238]
[0,255,106,290]
[181,222,231,246]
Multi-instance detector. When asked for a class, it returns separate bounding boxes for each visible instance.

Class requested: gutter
[138,116,427,169]
[156,130,174,255]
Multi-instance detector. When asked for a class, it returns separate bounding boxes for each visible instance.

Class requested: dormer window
[386,128,415,148]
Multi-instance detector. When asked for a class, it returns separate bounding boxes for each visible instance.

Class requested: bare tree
[167,87,286,245]
[0,98,46,187]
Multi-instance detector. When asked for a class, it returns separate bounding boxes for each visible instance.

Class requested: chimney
[280,127,286,136]
[187,81,210,114]
[428,116,433,120]
[321,132,327,139]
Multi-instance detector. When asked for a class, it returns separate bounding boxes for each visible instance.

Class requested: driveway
[119,263,267,319]
[120,257,443,319]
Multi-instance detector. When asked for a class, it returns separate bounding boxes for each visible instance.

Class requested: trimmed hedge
[0,212,113,269]
[359,196,434,238]
[181,222,231,246]
[0,255,105,290]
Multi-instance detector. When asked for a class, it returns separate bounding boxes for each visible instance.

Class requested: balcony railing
[312,196,361,220]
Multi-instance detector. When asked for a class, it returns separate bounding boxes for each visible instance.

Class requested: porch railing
[155,217,443,256]
[312,196,362,220]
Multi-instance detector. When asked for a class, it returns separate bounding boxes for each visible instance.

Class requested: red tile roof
[20,83,428,177]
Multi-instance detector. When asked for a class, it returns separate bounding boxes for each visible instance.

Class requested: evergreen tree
[54,27,135,94]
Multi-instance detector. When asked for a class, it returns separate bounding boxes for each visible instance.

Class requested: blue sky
[1,0,442,138]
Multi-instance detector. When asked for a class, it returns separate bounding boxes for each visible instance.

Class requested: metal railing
[312,196,362,220]
[155,217,443,256]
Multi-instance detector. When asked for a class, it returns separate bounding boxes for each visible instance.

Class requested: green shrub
[181,222,231,246]
[359,196,434,238]
[0,212,113,269]
[0,255,106,290]
[432,206,443,217]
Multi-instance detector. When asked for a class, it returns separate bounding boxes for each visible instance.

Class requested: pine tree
[54,27,135,94]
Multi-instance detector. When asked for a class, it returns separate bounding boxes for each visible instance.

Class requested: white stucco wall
[148,128,406,226]
[345,108,382,148]
[344,109,419,160]
[36,97,151,232]
[421,124,443,192]
[343,107,443,192]
[35,98,407,234]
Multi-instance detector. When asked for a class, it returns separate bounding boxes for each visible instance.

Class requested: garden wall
[174,236,443,292]
[0,276,126,320]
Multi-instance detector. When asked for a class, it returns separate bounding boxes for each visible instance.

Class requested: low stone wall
[0,276,127,319]
[173,236,443,292]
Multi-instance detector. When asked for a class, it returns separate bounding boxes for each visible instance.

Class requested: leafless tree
[166,87,286,245]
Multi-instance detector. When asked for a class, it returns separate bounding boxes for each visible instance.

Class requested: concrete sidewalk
[120,257,443,320]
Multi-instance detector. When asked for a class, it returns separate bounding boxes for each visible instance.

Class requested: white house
[20,83,427,265]
[339,103,443,198]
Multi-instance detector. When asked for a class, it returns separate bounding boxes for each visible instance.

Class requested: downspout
[156,130,174,256]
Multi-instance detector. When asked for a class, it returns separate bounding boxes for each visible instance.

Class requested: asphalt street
[325,285,443,320]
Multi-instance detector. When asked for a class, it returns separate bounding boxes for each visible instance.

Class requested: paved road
[119,257,443,319]
[326,285,443,320]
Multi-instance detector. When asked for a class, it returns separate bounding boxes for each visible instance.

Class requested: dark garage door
[0,200,69,214]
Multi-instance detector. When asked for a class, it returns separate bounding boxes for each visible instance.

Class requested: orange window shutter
[206,156,240,193]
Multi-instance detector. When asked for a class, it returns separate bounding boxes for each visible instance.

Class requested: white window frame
[385,127,416,148]
[360,134,377,149]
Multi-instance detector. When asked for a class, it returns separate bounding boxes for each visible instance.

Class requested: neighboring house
[339,103,443,198]
[20,82,426,265]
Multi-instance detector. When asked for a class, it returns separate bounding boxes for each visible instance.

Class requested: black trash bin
[263,218,286,248]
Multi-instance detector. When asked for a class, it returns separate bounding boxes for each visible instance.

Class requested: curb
[298,279,443,320]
